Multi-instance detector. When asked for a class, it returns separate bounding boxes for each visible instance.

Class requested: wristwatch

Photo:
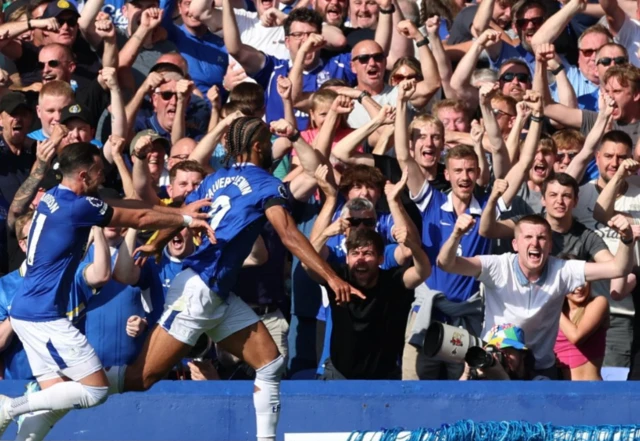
[621,235,634,245]
[416,37,430,48]
[288,130,301,143]
[357,90,370,103]
[379,4,395,14]
[550,64,564,76]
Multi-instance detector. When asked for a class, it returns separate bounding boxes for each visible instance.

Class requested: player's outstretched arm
[266,204,364,303]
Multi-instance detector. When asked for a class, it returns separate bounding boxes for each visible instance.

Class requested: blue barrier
[0,381,638,440]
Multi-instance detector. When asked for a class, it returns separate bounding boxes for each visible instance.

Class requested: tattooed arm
[7,139,56,231]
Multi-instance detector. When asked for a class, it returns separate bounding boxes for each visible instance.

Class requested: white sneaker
[0,394,14,436]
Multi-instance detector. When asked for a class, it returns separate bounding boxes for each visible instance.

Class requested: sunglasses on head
[596,56,628,66]
[515,16,544,28]
[347,218,376,227]
[500,72,530,83]
[353,53,385,64]
[57,16,78,27]
[37,60,61,70]
[155,90,177,101]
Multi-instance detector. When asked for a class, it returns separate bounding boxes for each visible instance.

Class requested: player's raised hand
[328,276,366,304]
[269,119,297,138]
[608,214,634,243]
[384,167,408,202]
[188,218,217,244]
[453,213,475,237]
[126,315,148,338]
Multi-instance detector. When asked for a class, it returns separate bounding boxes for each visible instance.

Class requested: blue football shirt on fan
[253,53,356,128]
[152,249,185,297]
[10,185,114,321]
[183,163,289,298]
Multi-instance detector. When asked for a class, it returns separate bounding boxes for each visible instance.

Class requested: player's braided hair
[223,117,270,166]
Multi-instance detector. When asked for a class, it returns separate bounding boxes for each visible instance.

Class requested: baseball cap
[60,103,93,126]
[130,129,171,156]
[42,0,79,19]
[486,324,527,350]
[0,92,29,115]
[4,0,30,20]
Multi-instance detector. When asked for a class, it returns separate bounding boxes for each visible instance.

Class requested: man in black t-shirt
[304,228,431,379]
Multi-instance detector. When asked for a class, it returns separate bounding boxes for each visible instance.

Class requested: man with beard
[438,213,636,378]
[305,227,430,379]
[545,65,640,145]
[575,134,640,369]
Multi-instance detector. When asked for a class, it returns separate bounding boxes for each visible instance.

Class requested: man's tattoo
[8,159,48,228]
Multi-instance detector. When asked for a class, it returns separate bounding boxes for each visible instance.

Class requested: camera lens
[465,346,496,369]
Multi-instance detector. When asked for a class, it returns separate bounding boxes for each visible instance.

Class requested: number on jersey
[209,196,231,231]
[27,213,47,266]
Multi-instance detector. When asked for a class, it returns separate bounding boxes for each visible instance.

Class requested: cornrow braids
[223,117,269,166]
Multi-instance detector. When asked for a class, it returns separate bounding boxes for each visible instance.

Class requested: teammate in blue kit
[0,142,215,435]
[104,117,362,441]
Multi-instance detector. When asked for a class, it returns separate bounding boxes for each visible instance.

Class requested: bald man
[345,39,439,128]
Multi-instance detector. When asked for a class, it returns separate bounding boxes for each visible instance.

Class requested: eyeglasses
[492,108,515,118]
[287,31,314,39]
[557,152,578,161]
[57,16,78,27]
[353,53,385,64]
[515,16,544,28]
[391,73,418,83]
[37,60,61,70]
[347,218,376,227]
[155,90,177,101]
[596,56,628,66]
[499,72,530,83]
[578,48,599,58]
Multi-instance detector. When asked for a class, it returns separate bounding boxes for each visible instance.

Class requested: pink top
[554,325,606,369]
[291,128,362,157]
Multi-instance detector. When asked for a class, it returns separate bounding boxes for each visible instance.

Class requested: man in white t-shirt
[599,0,640,68]
[437,213,636,376]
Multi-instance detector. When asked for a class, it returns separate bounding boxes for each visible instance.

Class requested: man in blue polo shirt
[159,0,228,95]
[221,3,357,127]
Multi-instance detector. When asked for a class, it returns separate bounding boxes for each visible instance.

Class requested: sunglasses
[557,152,578,161]
[37,60,61,70]
[392,73,418,82]
[579,48,598,58]
[500,72,530,83]
[57,16,78,27]
[492,108,515,118]
[347,218,376,227]
[515,16,544,28]
[155,90,177,101]
[353,53,385,64]
[596,56,628,66]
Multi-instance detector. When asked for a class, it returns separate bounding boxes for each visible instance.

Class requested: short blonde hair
[38,80,74,105]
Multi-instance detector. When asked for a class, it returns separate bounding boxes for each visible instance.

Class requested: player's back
[183,163,288,299]
[11,185,113,322]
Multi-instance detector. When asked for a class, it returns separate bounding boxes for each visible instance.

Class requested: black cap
[41,0,79,19]
[4,0,30,21]
[0,92,29,115]
[60,104,94,126]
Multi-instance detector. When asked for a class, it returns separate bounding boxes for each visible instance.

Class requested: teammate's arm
[83,227,112,288]
[266,204,364,303]
[0,319,14,353]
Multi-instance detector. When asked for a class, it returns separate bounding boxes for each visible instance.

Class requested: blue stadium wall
[0,380,638,440]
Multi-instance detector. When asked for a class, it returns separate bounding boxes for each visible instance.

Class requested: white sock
[104,366,126,395]
[16,410,68,441]
[8,383,107,418]
[253,356,284,441]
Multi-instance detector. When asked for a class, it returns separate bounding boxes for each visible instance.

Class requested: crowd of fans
[0,0,637,383]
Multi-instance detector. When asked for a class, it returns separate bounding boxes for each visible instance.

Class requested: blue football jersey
[152,249,184,298]
[183,163,288,299]
[11,185,114,321]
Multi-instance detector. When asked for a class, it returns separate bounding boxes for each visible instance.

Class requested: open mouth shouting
[325,4,343,23]
[532,162,548,179]
[527,248,542,265]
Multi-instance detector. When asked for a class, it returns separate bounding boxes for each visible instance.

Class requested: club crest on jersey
[316,71,331,88]
[278,184,288,199]
[86,197,104,208]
